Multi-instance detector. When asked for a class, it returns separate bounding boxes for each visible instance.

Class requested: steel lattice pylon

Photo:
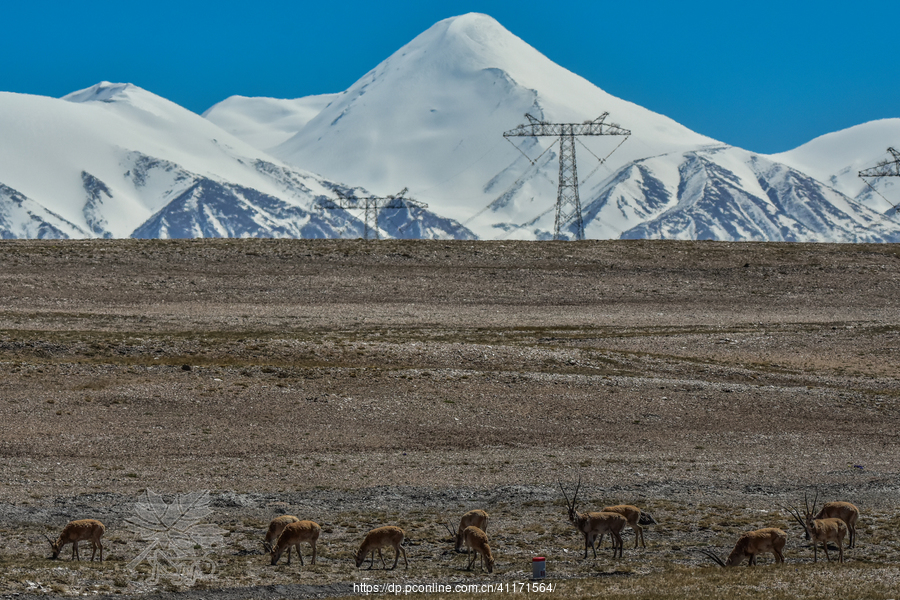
[504,113,630,240]
[860,147,900,179]
[320,187,428,239]
[556,129,582,239]
[859,147,900,215]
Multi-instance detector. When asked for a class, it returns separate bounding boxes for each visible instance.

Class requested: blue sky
[3,0,897,154]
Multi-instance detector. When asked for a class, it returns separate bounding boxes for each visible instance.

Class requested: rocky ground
[0,238,898,599]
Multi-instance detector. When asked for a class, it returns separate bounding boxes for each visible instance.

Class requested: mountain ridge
[1,14,898,241]
[0,82,472,240]
[249,13,899,242]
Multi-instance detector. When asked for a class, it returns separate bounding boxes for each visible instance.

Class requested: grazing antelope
[46,519,105,562]
[443,510,489,553]
[355,526,408,570]
[811,501,859,548]
[270,520,320,566]
[700,528,786,567]
[263,515,300,554]
[598,505,654,548]
[786,493,848,563]
[462,526,495,573]
[558,478,627,559]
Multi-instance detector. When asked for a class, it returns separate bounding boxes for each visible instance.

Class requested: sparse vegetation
[0,239,898,597]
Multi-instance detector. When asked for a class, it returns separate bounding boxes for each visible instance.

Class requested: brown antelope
[811,501,859,548]
[786,493,848,563]
[270,520,320,566]
[45,519,105,562]
[355,526,408,570]
[443,510,489,553]
[462,525,495,573]
[597,505,654,548]
[700,528,786,567]
[558,478,627,559]
[263,515,300,554]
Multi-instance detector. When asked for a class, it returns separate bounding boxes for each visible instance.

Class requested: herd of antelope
[42,483,860,574]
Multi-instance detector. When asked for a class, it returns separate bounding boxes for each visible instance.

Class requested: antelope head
[699,548,728,567]
[783,491,818,538]
[442,520,462,552]
[558,476,582,524]
[699,546,746,568]
[45,534,61,559]
[442,520,456,540]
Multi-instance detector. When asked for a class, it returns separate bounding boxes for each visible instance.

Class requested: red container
[532,556,546,579]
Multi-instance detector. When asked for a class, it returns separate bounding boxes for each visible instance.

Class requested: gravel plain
[0,238,898,598]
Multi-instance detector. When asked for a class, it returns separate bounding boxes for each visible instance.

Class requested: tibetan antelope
[270,520,320,566]
[811,501,859,548]
[786,492,848,563]
[444,509,489,553]
[355,526,408,570]
[263,515,300,554]
[597,505,655,549]
[558,478,627,559]
[462,525,495,573]
[46,519,105,562]
[700,528,786,567]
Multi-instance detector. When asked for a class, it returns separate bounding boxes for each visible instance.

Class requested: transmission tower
[859,147,900,215]
[504,113,630,240]
[320,187,428,239]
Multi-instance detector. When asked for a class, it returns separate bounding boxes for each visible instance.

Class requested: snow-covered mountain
[210,13,900,242]
[203,94,340,151]
[0,83,472,239]
[773,119,900,216]
[2,13,898,241]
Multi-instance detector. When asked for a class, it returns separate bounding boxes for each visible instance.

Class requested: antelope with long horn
[558,477,626,559]
[785,492,848,563]
[46,519,105,562]
[443,510,489,553]
[700,528,786,567]
[811,500,859,548]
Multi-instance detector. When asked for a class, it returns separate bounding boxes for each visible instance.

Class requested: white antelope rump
[811,501,859,548]
[597,504,655,549]
[443,509,489,553]
[462,525,495,573]
[263,515,300,554]
[355,526,408,570]
[786,493,848,563]
[45,519,105,562]
[269,520,320,566]
[700,528,787,567]
[558,478,627,559]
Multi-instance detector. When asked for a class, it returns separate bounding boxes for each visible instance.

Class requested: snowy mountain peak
[62,81,135,104]
[61,81,209,126]
[407,13,534,71]
[774,118,900,212]
[270,12,712,229]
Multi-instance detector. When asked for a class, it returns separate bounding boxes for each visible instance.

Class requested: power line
[859,147,900,215]
[503,113,630,240]
[320,188,428,240]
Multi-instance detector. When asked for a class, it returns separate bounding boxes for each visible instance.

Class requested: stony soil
[0,238,899,599]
